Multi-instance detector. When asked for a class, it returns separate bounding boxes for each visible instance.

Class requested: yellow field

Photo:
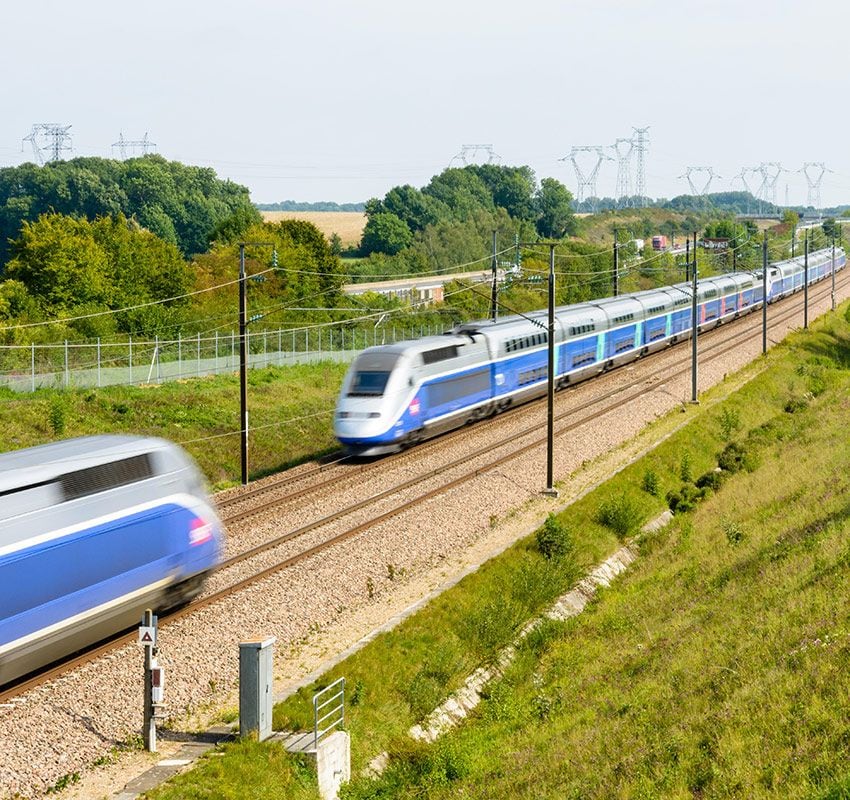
[261,211,366,246]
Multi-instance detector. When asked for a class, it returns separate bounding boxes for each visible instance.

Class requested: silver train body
[0,435,223,685]
[334,247,845,455]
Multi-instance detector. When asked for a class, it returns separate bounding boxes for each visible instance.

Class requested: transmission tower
[112,131,157,160]
[798,162,831,215]
[757,162,786,208]
[560,146,612,210]
[449,144,501,167]
[679,166,721,196]
[611,137,634,207]
[22,123,73,164]
[632,126,650,207]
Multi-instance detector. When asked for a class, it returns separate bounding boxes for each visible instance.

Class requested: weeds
[597,493,644,538]
[641,469,660,496]
[535,514,572,560]
[719,407,741,441]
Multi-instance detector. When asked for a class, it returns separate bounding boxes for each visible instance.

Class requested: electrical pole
[544,244,558,497]
[238,241,275,485]
[613,229,619,297]
[832,229,836,311]
[685,237,690,282]
[490,230,498,322]
[762,232,768,355]
[239,244,249,485]
[691,232,698,403]
[804,229,809,329]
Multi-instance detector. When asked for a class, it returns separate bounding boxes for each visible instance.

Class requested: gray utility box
[239,637,275,741]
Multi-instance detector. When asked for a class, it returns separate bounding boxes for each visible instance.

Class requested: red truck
[651,235,668,250]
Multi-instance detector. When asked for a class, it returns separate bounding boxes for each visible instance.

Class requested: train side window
[60,453,155,503]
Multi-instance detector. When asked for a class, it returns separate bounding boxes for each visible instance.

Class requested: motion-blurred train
[335,247,845,455]
[0,435,223,685]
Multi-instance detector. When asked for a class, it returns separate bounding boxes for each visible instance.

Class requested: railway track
[1,275,844,704]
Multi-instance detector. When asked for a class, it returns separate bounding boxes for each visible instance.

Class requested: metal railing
[313,677,345,749]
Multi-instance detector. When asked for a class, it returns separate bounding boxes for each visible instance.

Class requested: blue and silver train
[334,247,845,455]
[0,435,223,685]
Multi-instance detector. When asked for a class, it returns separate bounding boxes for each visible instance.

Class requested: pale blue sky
[3,0,849,207]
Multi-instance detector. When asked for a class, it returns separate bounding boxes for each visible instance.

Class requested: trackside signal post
[544,243,557,496]
[139,608,159,752]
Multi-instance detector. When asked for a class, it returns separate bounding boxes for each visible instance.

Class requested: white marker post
[138,609,158,752]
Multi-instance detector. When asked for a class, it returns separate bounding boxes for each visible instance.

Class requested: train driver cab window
[349,371,391,397]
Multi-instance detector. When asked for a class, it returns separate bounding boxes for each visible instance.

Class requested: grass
[336,312,850,799]
[0,361,347,488]
[142,738,319,800]
[139,305,850,798]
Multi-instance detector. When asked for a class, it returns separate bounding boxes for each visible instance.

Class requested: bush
[717,442,747,473]
[597,493,644,539]
[784,396,809,414]
[695,470,723,491]
[48,395,67,436]
[536,514,572,560]
[666,484,708,514]
[641,469,660,496]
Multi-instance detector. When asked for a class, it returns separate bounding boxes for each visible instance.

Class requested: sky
[3,0,850,208]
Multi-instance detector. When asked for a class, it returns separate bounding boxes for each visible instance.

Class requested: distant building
[343,270,497,305]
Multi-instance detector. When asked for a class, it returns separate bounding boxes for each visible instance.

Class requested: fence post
[31,342,35,392]
[215,331,219,373]
[231,330,235,368]
[97,337,101,387]
[319,329,322,359]
[129,335,133,384]
[306,330,309,359]
[264,330,268,366]
[178,332,182,378]
[64,340,69,388]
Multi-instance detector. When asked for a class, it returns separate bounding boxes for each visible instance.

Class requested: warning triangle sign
[141,632,153,642]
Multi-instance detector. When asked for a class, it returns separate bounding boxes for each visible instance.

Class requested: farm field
[261,210,366,246]
[147,306,850,799]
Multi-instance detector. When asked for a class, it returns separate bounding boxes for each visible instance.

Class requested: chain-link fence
[0,322,447,393]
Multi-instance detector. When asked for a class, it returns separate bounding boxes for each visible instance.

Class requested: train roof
[0,435,173,494]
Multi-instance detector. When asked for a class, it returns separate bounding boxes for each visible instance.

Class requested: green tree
[535,178,576,238]
[6,214,112,311]
[361,212,413,255]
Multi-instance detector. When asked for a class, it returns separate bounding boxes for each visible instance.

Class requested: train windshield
[347,352,400,397]
[349,370,391,396]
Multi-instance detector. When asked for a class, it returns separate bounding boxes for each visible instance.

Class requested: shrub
[695,470,723,491]
[536,514,572,560]
[666,484,708,514]
[48,395,67,437]
[597,493,644,539]
[641,469,660,496]
[718,442,747,473]
[784,396,809,414]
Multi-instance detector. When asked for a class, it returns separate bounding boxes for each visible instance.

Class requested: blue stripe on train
[0,503,218,646]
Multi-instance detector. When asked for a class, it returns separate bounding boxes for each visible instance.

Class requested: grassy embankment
[0,361,347,488]
[145,307,850,798]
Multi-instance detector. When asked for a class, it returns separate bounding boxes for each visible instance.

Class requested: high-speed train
[334,247,845,455]
[0,435,223,685]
